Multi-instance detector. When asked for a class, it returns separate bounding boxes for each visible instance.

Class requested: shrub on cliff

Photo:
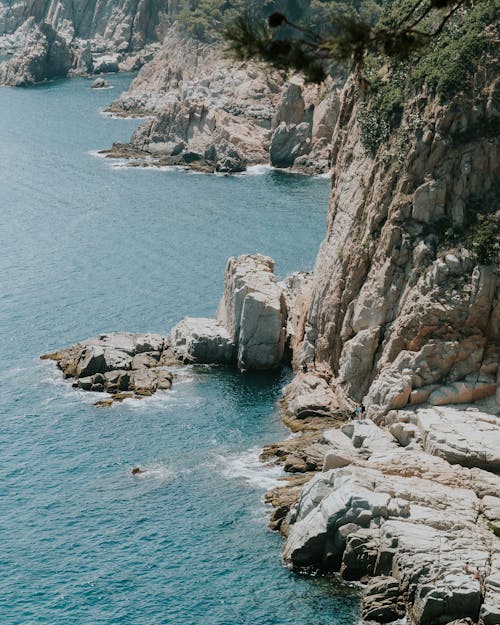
[224,0,498,151]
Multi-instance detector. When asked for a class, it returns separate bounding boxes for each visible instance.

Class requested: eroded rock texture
[41,332,176,405]
[0,0,168,83]
[0,20,71,85]
[104,34,339,173]
[170,254,289,370]
[292,61,499,421]
[263,46,499,625]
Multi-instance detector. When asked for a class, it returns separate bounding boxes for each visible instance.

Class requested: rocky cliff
[262,26,499,625]
[0,0,167,51]
[0,0,169,84]
[291,62,499,419]
[103,33,339,173]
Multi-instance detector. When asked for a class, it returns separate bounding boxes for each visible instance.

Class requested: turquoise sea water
[0,74,361,625]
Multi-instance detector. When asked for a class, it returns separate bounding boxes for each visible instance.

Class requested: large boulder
[270,121,311,168]
[169,317,235,364]
[272,82,305,128]
[216,254,287,370]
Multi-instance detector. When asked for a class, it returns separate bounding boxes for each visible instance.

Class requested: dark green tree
[224,0,496,82]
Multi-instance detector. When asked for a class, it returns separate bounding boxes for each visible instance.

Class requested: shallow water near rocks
[0,74,361,625]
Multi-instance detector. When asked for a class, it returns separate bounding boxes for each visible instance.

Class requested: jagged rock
[0,21,71,86]
[0,1,167,53]
[92,54,119,73]
[104,34,334,174]
[283,464,498,624]
[270,121,311,168]
[169,317,235,365]
[75,346,106,377]
[214,140,246,173]
[362,576,406,624]
[216,254,287,370]
[312,93,339,142]
[91,77,110,88]
[480,551,500,625]
[280,272,313,356]
[41,332,172,403]
[412,179,447,222]
[281,373,346,421]
[272,82,305,128]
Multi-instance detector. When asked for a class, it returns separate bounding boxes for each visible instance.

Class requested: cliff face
[292,61,499,419]
[0,0,167,50]
[266,43,499,625]
[0,0,170,84]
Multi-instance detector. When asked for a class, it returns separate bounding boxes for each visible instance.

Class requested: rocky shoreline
[42,252,499,625]
[100,34,340,175]
[41,255,309,404]
[0,0,167,85]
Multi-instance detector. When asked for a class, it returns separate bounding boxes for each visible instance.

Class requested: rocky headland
[101,33,339,174]
[41,254,310,404]
[258,31,500,625]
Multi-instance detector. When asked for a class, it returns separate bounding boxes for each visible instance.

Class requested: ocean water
[0,74,361,625]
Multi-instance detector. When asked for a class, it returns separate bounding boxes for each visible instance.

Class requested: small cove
[0,73,362,625]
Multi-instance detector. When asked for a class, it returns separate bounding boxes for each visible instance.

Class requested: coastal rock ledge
[41,254,305,404]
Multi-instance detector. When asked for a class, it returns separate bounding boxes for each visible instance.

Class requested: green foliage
[358,64,406,155]
[421,194,499,266]
[356,1,497,154]
[468,213,500,265]
[409,0,495,100]
[173,1,292,43]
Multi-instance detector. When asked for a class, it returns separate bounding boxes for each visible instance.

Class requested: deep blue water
[0,74,361,625]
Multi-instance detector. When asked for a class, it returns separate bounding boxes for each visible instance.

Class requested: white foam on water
[315,171,332,179]
[237,164,274,176]
[88,149,106,159]
[218,447,285,490]
[99,110,152,120]
[130,463,174,483]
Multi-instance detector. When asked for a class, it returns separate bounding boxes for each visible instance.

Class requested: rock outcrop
[103,34,339,174]
[43,254,297,400]
[0,0,167,52]
[286,57,499,421]
[0,20,71,85]
[41,332,176,405]
[0,0,168,83]
[170,254,288,370]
